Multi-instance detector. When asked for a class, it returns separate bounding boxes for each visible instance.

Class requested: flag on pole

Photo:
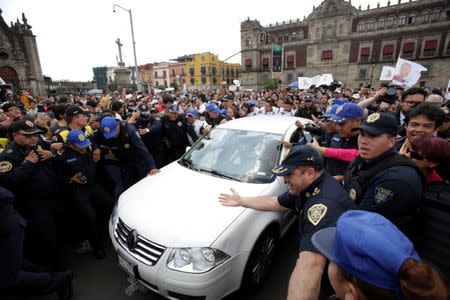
[392,57,427,87]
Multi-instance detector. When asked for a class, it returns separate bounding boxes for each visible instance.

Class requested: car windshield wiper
[178,158,198,172]
[197,168,242,182]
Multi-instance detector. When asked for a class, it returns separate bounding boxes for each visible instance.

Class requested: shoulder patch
[374,186,393,204]
[307,204,328,226]
[66,158,77,164]
[0,161,13,173]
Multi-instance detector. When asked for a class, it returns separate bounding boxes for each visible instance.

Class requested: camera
[378,85,398,104]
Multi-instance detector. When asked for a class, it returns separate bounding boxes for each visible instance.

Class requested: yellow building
[185,52,240,89]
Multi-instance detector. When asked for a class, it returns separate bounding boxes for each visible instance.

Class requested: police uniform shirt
[326,134,358,176]
[350,149,423,220]
[277,173,357,253]
[56,146,96,185]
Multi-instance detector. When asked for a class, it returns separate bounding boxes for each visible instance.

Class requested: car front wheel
[241,227,279,290]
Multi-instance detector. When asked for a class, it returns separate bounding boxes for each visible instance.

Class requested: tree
[262,78,278,90]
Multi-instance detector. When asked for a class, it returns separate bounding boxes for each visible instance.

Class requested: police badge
[307,204,328,226]
[374,186,393,204]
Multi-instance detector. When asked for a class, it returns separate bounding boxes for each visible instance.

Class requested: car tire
[241,226,279,291]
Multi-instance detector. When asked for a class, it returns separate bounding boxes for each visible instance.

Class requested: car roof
[217,115,311,135]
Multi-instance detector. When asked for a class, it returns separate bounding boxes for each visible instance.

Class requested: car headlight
[110,201,119,226]
[167,247,230,273]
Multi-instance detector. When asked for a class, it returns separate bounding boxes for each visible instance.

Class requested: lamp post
[368,56,375,88]
[113,4,141,92]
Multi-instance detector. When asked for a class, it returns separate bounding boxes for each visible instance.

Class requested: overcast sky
[2,0,385,81]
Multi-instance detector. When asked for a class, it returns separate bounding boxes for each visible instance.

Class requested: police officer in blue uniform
[0,186,73,299]
[160,103,198,164]
[344,112,423,235]
[56,130,114,259]
[219,145,356,300]
[0,120,63,270]
[327,103,364,181]
[92,117,160,200]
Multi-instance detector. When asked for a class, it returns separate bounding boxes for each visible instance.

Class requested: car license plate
[117,252,136,276]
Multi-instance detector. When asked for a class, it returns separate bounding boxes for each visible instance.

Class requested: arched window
[431,9,440,21]
[367,19,374,30]
[398,14,407,26]
[298,30,304,39]
[387,16,395,27]
[408,13,416,24]
[245,39,251,46]
[421,10,430,23]
[378,18,386,29]
[326,26,332,36]
[358,21,366,31]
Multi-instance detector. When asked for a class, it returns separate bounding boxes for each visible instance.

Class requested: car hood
[117,162,271,248]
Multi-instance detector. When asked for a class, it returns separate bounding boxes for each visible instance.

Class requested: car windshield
[180,128,283,183]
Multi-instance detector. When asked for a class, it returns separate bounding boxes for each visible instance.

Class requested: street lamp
[368,56,376,88]
[113,4,141,92]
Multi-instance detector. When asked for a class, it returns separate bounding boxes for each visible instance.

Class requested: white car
[109,115,312,299]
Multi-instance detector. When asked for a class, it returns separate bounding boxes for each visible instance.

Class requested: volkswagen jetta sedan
[109,115,311,299]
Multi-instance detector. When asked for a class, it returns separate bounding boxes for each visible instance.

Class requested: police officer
[219,145,356,300]
[129,103,165,168]
[93,117,159,200]
[295,98,322,119]
[53,104,94,143]
[327,103,364,181]
[160,103,198,164]
[56,130,114,259]
[0,186,73,299]
[344,112,423,234]
[0,120,63,270]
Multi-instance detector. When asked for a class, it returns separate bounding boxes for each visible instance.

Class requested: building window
[287,73,293,82]
[201,77,206,84]
[163,70,167,78]
[190,77,194,84]
[189,67,194,75]
[201,56,205,62]
[154,71,158,78]
[360,47,370,62]
[316,28,320,38]
[226,68,230,75]
[358,21,366,32]
[231,68,235,76]
[245,39,250,46]
[359,68,367,79]
[339,24,343,34]
[212,77,217,83]
[164,80,167,87]
[286,55,295,69]
[379,18,386,29]
[383,44,394,60]
[408,13,416,24]
[200,66,206,75]
[431,9,440,22]
[172,69,175,76]
[399,14,407,26]
[155,81,159,87]
[298,73,304,77]
[402,42,415,58]
[423,40,437,56]
[321,50,333,63]
[422,65,431,77]
[367,19,374,30]
[245,58,252,70]
[299,30,304,39]
[262,57,270,70]
[387,16,395,27]
[326,26,332,37]
[420,10,430,23]
[212,66,217,75]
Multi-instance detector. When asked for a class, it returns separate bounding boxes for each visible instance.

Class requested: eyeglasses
[8,108,21,112]
[409,150,424,161]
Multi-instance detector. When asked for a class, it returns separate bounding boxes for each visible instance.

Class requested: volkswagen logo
[126,229,139,251]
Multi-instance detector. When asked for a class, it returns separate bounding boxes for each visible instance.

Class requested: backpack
[412,182,450,282]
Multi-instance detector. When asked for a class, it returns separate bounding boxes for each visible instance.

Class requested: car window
[182,128,282,183]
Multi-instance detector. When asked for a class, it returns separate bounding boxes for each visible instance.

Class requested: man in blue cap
[219,145,356,300]
[205,103,224,127]
[93,116,159,200]
[327,103,364,182]
[57,129,114,259]
[160,104,198,164]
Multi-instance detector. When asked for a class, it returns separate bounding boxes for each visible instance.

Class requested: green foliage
[262,78,278,90]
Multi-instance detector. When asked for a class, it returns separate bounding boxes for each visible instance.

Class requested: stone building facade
[0,10,46,96]
[240,0,450,90]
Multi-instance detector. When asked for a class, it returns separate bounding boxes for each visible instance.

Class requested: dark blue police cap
[272,145,324,176]
[355,112,398,136]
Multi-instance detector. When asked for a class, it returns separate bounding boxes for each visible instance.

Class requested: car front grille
[114,218,166,266]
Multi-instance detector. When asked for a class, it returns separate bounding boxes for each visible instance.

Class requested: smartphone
[304,131,313,143]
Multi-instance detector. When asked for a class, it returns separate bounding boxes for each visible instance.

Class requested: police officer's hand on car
[147,168,160,176]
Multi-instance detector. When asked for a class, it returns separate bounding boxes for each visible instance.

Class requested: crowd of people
[0,83,449,299]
